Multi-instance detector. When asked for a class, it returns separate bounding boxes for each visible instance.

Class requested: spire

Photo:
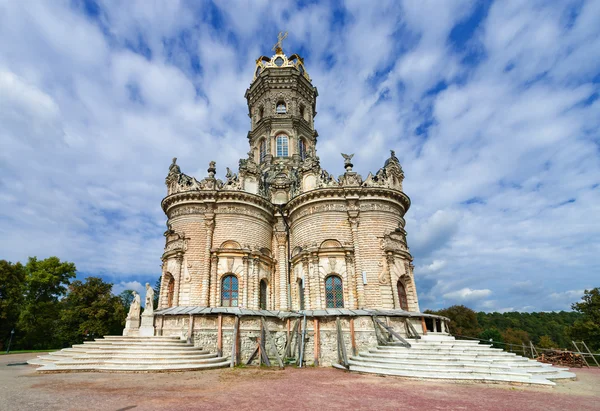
[272,31,288,55]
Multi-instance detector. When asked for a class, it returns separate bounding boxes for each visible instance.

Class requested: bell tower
[244,33,319,204]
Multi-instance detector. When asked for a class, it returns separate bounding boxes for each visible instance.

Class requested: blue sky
[0,0,598,312]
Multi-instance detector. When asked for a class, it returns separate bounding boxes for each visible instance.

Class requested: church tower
[243,33,318,204]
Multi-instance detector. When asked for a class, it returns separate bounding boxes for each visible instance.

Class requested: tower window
[258,106,264,121]
[259,279,268,310]
[221,275,238,307]
[325,275,344,308]
[259,139,267,162]
[299,104,305,119]
[298,139,307,160]
[276,101,286,114]
[276,135,289,157]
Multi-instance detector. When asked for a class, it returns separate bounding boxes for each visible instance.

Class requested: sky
[0,0,599,312]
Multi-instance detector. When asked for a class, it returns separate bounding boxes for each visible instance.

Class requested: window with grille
[259,279,267,310]
[397,280,408,310]
[298,139,306,161]
[259,139,267,162]
[325,275,344,308]
[276,135,288,157]
[276,101,286,114]
[221,275,238,307]
[298,278,305,310]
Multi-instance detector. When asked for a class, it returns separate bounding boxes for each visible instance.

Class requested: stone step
[71,344,199,351]
[348,359,532,377]
[37,359,232,373]
[84,340,191,346]
[348,364,556,386]
[102,336,181,340]
[350,356,533,371]
[67,348,203,355]
[365,350,528,362]
[392,345,501,351]
[69,353,217,361]
[374,347,509,354]
[54,356,227,366]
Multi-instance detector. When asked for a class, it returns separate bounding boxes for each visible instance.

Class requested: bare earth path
[1,353,598,411]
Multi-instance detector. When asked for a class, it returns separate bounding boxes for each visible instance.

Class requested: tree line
[0,257,159,351]
[425,288,600,352]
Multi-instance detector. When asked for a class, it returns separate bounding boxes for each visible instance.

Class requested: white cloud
[112,281,146,297]
[443,288,492,302]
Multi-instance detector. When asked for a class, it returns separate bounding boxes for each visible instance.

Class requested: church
[29,37,576,384]
[158,37,419,316]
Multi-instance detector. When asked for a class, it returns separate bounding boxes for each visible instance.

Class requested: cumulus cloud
[443,288,492,302]
[0,1,598,309]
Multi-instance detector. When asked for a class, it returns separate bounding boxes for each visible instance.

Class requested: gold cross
[272,31,288,54]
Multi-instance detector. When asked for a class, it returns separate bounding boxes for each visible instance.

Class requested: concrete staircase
[28,336,231,373]
[348,335,576,385]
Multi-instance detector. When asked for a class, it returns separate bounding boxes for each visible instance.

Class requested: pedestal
[139,314,156,337]
[123,317,140,336]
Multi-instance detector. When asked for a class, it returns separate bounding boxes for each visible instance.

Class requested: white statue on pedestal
[128,291,141,319]
[143,283,154,316]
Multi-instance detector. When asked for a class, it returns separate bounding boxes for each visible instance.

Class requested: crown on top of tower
[253,32,311,82]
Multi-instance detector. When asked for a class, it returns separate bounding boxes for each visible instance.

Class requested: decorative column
[159,261,168,309]
[209,255,219,307]
[311,253,322,308]
[275,231,289,310]
[202,214,215,306]
[242,255,250,308]
[173,254,183,307]
[301,256,311,309]
[253,256,260,309]
[345,252,358,309]
[348,215,366,308]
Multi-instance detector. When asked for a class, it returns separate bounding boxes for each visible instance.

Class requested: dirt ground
[1,353,599,411]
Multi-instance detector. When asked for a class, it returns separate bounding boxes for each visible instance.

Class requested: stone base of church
[153,307,449,367]
[138,314,156,337]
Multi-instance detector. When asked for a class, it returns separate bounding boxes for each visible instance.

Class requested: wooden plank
[421,317,427,335]
[217,314,223,357]
[336,317,348,367]
[373,316,411,348]
[284,319,299,358]
[262,317,284,369]
[246,344,260,365]
[187,314,194,344]
[230,316,239,367]
[349,318,357,356]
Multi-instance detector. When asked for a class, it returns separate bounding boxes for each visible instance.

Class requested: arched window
[276,101,286,114]
[276,135,289,157]
[221,275,238,307]
[325,275,344,308]
[298,139,307,161]
[299,104,305,119]
[167,277,175,307]
[259,279,268,310]
[259,106,264,121]
[297,278,305,310]
[397,280,409,310]
[259,139,267,162]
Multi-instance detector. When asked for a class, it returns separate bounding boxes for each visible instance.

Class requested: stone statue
[143,283,154,316]
[169,157,181,174]
[341,153,354,165]
[128,291,141,319]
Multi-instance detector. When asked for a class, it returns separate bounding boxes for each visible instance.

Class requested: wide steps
[28,335,230,373]
[346,336,576,385]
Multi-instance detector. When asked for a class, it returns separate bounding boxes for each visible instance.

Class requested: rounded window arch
[259,279,268,310]
[325,275,344,308]
[298,138,307,161]
[276,101,287,114]
[397,280,409,310]
[259,138,267,162]
[221,275,239,307]
[164,272,175,308]
[276,134,289,157]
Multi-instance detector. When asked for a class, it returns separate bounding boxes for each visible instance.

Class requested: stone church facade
[159,47,419,315]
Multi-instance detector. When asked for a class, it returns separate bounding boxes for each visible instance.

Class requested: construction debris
[538,350,587,368]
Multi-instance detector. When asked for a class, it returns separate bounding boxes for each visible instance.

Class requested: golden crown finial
[272,31,288,54]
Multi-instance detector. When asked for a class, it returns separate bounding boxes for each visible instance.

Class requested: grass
[1,349,59,355]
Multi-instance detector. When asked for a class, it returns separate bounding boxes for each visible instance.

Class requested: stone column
[173,254,183,307]
[275,232,288,310]
[348,215,366,308]
[345,253,358,309]
[209,255,219,307]
[253,256,260,309]
[159,261,168,309]
[202,214,215,306]
[242,255,250,308]
[301,256,311,309]
[311,253,322,308]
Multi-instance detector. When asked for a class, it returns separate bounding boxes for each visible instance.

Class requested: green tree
[569,288,600,351]
[426,305,481,337]
[538,335,558,349]
[502,328,530,346]
[0,260,26,350]
[58,277,126,345]
[153,277,161,309]
[17,257,76,349]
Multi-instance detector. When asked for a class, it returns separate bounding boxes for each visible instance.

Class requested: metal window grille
[397,281,409,310]
[276,102,286,114]
[259,139,267,162]
[298,139,306,160]
[276,135,288,157]
[325,275,344,308]
[259,280,267,310]
[221,275,238,307]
